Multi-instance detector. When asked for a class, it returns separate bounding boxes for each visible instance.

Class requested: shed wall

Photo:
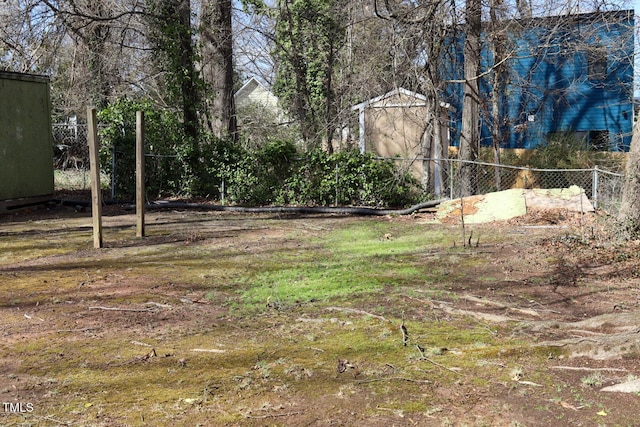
[0,72,53,201]
[365,100,427,179]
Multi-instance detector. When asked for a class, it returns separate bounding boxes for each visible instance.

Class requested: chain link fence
[380,157,624,214]
[52,123,134,195]
[52,124,625,213]
[52,123,94,191]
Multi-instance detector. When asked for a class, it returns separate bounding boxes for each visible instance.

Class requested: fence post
[87,107,103,249]
[111,145,116,199]
[335,163,339,206]
[449,159,454,199]
[592,165,599,210]
[136,111,145,238]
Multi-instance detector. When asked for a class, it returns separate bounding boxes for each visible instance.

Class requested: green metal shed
[0,71,54,209]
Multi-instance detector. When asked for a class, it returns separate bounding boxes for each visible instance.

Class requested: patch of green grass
[325,220,451,256]
[238,221,449,310]
[241,263,386,305]
[581,371,604,387]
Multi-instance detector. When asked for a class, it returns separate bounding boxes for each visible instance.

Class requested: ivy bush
[200,143,419,207]
[276,149,419,207]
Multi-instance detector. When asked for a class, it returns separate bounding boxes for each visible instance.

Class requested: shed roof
[351,87,428,111]
[0,70,49,83]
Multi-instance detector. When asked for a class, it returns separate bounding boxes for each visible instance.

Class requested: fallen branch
[507,307,541,317]
[555,400,581,411]
[245,411,301,419]
[56,327,98,333]
[438,304,515,323]
[376,406,404,415]
[551,365,628,372]
[566,329,606,336]
[540,337,599,347]
[23,313,45,322]
[517,380,543,387]
[111,348,157,366]
[421,358,462,375]
[325,306,389,322]
[295,317,351,324]
[180,298,211,304]
[31,415,72,426]
[191,348,226,353]
[139,348,157,360]
[528,300,562,314]
[88,306,154,312]
[402,294,437,308]
[355,376,431,384]
[461,294,506,308]
[145,301,172,309]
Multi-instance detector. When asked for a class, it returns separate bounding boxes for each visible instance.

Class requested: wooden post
[136,111,145,238]
[87,107,103,248]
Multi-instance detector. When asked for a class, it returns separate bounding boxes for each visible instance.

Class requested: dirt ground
[1,195,640,426]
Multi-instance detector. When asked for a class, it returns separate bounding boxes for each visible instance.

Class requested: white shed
[351,88,453,195]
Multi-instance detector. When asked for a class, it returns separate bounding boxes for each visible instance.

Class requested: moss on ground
[0,211,574,426]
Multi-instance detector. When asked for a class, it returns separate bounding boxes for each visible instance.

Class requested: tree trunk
[421,100,434,193]
[489,0,508,191]
[458,0,481,197]
[176,0,199,143]
[76,2,113,109]
[278,0,316,149]
[200,0,237,142]
[324,36,336,154]
[86,23,111,109]
[617,121,640,238]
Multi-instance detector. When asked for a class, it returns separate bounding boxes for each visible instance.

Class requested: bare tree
[0,0,155,117]
[372,0,456,193]
[0,1,65,73]
[488,0,509,189]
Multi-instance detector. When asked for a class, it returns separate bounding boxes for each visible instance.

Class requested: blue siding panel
[443,10,634,151]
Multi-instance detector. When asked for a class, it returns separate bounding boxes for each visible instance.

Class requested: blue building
[443,10,634,151]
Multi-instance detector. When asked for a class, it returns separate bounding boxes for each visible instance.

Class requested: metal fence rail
[52,124,625,213]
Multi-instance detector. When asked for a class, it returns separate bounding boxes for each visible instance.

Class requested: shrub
[222,139,298,205]
[281,149,420,207]
[205,144,419,208]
